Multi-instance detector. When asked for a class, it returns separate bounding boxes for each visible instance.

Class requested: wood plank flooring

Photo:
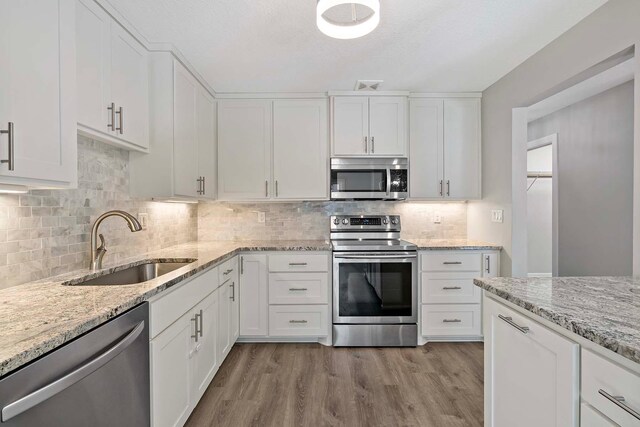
[185,342,484,427]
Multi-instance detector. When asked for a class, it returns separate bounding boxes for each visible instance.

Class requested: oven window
[338,261,412,317]
[331,170,387,192]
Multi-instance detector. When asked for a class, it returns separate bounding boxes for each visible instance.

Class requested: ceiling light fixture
[317,0,380,40]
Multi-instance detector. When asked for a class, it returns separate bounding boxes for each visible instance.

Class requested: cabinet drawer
[421,272,481,304]
[580,403,616,427]
[421,252,481,272]
[268,254,329,272]
[421,304,481,337]
[269,273,329,304]
[268,305,329,337]
[149,267,218,339]
[218,256,238,285]
[582,349,640,426]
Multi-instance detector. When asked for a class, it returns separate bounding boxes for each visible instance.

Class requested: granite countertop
[0,240,330,377]
[474,276,640,364]
[409,239,502,250]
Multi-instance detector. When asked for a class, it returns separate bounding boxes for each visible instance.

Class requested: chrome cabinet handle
[191,315,199,342]
[439,180,443,196]
[1,322,144,422]
[275,180,278,197]
[289,287,308,291]
[265,180,268,197]
[289,262,308,266]
[498,314,530,334]
[240,256,244,274]
[598,389,640,420]
[115,106,123,134]
[0,122,14,171]
[446,180,450,196]
[485,255,491,274]
[364,136,368,153]
[230,282,235,301]
[196,177,204,195]
[107,103,115,130]
[289,320,308,324]
[223,268,233,275]
[442,286,462,290]
[442,319,461,323]
[202,176,205,195]
[371,136,375,153]
[198,309,203,338]
[443,261,462,265]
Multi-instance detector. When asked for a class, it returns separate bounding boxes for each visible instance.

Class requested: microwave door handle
[386,169,391,196]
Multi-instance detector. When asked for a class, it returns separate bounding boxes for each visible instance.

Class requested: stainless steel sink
[67,259,197,286]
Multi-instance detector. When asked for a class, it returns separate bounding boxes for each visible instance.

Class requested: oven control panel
[330,215,401,231]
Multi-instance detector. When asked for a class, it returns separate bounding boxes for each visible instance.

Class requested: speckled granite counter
[409,239,502,251]
[474,276,640,364]
[0,240,330,377]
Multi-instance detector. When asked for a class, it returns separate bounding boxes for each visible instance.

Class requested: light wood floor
[185,342,484,427]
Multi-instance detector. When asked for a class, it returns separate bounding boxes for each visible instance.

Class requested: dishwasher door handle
[1,321,145,422]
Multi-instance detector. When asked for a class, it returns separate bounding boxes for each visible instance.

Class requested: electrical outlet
[432,214,442,224]
[491,210,504,223]
[257,212,266,223]
[138,213,148,230]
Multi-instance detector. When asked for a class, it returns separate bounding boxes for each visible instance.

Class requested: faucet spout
[90,210,143,271]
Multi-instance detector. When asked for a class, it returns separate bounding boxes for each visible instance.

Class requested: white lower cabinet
[484,296,579,427]
[239,254,269,337]
[191,291,218,404]
[268,305,329,337]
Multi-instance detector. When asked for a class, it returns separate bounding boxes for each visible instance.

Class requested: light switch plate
[432,214,442,224]
[491,210,504,223]
[257,212,266,223]
[138,213,148,229]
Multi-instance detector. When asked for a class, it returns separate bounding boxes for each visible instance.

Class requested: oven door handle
[334,254,417,260]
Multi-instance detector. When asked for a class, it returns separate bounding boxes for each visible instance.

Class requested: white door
[230,274,240,343]
[0,0,76,184]
[76,0,111,136]
[484,297,578,427]
[218,100,272,200]
[239,254,268,336]
[150,312,194,427]
[172,61,198,198]
[332,97,368,156]
[109,22,149,149]
[409,99,444,198]
[443,98,481,199]
[273,99,328,200]
[369,97,406,156]
[197,91,216,200]
[217,280,231,362]
[191,290,218,404]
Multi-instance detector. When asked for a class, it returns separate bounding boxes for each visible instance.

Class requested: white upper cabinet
[218,100,272,200]
[76,0,149,151]
[409,96,481,200]
[273,99,328,200]
[0,0,77,188]
[332,96,407,157]
[130,54,216,201]
[218,98,328,201]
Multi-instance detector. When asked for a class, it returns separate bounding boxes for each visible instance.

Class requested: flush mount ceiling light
[317,0,380,40]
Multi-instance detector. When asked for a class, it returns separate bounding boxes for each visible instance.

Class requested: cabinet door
[369,97,406,156]
[151,312,194,427]
[273,99,328,200]
[218,100,272,199]
[484,297,578,427]
[443,98,481,199]
[217,280,231,362]
[409,99,444,198]
[191,290,218,404]
[0,0,76,184]
[197,91,216,200]
[76,0,111,136]
[173,61,199,198]
[332,97,368,156]
[482,253,499,277]
[239,254,268,336]
[230,274,240,343]
[110,22,149,149]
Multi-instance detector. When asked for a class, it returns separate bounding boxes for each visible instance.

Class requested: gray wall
[528,81,634,276]
[467,0,640,276]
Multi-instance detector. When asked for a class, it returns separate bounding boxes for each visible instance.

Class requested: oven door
[333,252,417,324]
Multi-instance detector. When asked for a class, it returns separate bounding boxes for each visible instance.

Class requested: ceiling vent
[355,80,383,91]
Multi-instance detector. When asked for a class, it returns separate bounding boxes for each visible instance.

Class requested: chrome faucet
[90,210,143,271]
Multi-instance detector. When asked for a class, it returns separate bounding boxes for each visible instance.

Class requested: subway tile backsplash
[0,136,197,289]
[198,200,467,241]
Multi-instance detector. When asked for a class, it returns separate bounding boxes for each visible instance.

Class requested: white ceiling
[106,0,608,93]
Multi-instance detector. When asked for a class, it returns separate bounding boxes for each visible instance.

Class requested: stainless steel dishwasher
[0,302,150,426]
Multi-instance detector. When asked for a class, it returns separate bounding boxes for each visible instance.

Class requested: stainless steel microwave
[330,158,408,200]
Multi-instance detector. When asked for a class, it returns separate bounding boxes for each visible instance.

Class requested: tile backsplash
[198,201,467,241]
[0,136,197,289]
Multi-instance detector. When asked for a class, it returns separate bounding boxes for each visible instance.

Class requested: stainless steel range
[331,215,417,347]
